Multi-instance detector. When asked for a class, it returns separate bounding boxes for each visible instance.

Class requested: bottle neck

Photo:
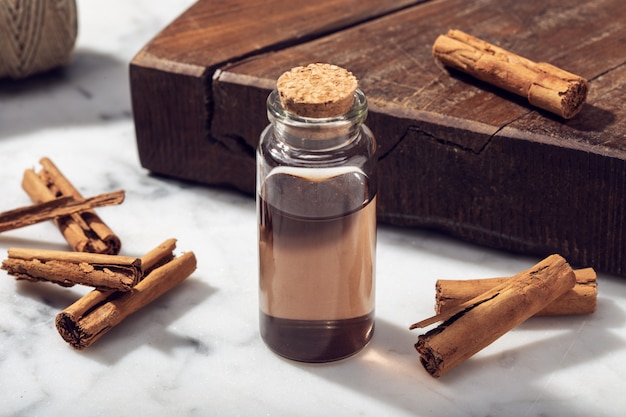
[267,89,368,151]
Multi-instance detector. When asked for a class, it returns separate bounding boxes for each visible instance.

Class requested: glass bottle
[257,64,377,362]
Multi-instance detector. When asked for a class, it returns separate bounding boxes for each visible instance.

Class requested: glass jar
[257,80,377,363]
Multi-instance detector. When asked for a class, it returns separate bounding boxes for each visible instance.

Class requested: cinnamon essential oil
[257,64,377,362]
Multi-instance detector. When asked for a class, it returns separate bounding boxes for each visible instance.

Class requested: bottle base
[259,312,374,363]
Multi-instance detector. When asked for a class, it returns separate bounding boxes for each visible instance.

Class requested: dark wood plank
[213,0,625,144]
[131,0,626,276]
[130,0,427,189]
[136,0,425,69]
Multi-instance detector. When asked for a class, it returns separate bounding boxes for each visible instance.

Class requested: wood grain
[130,0,626,276]
[130,0,425,190]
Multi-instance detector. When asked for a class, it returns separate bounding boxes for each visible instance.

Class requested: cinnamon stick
[55,239,196,349]
[2,247,142,291]
[435,268,597,316]
[432,29,588,118]
[140,238,177,271]
[22,157,122,254]
[410,254,576,378]
[0,191,124,233]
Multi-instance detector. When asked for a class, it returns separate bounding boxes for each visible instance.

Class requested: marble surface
[1,1,625,416]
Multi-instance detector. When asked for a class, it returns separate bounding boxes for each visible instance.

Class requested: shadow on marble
[16,279,91,312]
[15,272,216,364]
[521,294,625,331]
[459,318,625,377]
[295,308,623,417]
[0,233,71,252]
[452,292,626,371]
[0,49,132,139]
[80,276,217,364]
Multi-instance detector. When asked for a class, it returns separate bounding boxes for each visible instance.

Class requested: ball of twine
[0,0,78,80]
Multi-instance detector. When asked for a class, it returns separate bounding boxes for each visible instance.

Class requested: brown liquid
[259,313,374,363]
[258,173,375,362]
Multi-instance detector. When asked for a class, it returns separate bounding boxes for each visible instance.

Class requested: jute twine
[0,0,78,80]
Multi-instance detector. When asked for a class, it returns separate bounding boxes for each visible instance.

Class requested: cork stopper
[276,63,358,118]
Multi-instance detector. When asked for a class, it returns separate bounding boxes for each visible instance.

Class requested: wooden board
[130,0,626,277]
[130,0,424,191]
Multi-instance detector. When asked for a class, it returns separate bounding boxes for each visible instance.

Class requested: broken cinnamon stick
[410,254,576,378]
[2,247,142,291]
[436,268,597,316]
[140,238,177,272]
[432,29,588,118]
[55,239,196,349]
[0,191,124,233]
[22,157,122,254]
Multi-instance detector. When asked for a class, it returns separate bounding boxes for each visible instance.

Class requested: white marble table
[1,1,625,416]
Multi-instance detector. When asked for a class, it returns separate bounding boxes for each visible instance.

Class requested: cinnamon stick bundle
[410,254,576,378]
[436,268,597,316]
[22,157,122,254]
[55,239,196,349]
[2,247,142,291]
[432,29,588,118]
[0,191,124,233]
